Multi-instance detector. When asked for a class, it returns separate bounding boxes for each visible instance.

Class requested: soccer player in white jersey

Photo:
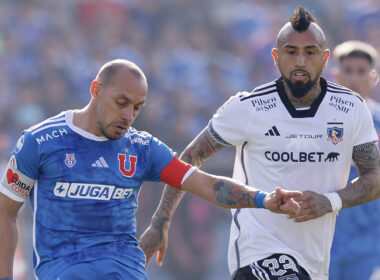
[0,59,302,280]
[330,40,380,279]
[140,7,380,280]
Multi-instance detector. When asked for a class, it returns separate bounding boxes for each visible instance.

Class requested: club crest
[64,153,76,168]
[327,127,343,145]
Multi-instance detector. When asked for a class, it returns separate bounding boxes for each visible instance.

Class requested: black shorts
[233,254,311,280]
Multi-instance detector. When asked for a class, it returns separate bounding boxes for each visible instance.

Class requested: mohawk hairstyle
[289,6,316,31]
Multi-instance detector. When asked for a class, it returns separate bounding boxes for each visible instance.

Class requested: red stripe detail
[160,157,192,189]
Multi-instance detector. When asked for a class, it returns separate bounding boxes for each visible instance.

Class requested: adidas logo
[265,126,280,136]
[91,156,109,168]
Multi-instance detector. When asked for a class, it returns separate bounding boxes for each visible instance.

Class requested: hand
[139,218,170,268]
[287,190,332,222]
[264,187,302,215]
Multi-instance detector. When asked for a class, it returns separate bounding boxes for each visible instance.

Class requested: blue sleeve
[11,131,40,179]
[144,136,175,181]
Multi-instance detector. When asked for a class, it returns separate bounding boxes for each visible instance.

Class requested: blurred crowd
[0,0,379,279]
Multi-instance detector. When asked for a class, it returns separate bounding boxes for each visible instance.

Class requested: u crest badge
[118,153,137,177]
[65,153,76,168]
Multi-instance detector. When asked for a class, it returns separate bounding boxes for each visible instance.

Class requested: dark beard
[283,77,317,98]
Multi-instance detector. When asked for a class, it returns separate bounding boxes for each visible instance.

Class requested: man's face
[93,69,147,140]
[336,57,376,98]
[273,27,329,98]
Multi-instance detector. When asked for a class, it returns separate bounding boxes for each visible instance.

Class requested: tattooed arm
[139,126,225,267]
[339,141,380,207]
[289,142,380,222]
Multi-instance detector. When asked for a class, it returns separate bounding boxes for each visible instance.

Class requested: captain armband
[160,157,197,190]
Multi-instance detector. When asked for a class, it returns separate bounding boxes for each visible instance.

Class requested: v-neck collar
[276,77,327,118]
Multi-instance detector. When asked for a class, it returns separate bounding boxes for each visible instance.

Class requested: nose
[121,105,134,122]
[295,54,305,67]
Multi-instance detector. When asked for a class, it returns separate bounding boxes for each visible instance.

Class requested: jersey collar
[66,110,109,141]
[276,77,327,118]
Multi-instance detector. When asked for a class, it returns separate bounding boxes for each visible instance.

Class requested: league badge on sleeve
[64,153,76,168]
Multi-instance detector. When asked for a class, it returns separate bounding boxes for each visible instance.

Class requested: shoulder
[325,81,364,103]
[238,80,277,101]
[22,111,69,145]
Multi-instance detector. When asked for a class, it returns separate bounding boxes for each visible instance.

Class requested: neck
[73,104,102,136]
[283,78,322,108]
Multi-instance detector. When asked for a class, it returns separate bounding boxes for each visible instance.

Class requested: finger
[280,199,300,214]
[145,252,153,268]
[157,247,166,266]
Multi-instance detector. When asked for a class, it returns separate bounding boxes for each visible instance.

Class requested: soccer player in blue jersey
[0,59,302,280]
[330,40,380,280]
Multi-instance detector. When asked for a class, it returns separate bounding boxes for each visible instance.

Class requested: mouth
[291,70,309,82]
[114,123,128,133]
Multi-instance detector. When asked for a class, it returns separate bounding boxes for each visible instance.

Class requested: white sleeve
[352,99,379,147]
[209,93,251,146]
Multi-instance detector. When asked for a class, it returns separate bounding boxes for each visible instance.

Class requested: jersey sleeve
[209,93,251,146]
[352,100,379,147]
[144,136,176,182]
[0,131,39,202]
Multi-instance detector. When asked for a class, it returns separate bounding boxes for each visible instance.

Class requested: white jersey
[209,78,378,280]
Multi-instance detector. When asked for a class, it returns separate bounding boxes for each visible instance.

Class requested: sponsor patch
[1,162,35,200]
[54,182,134,200]
[14,135,25,153]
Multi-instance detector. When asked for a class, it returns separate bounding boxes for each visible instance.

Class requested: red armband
[160,157,192,189]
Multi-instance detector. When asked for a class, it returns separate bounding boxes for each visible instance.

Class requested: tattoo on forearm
[213,180,254,207]
[341,142,380,208]
[154,186,185,220]
[151,216,170,239]
[181,128,225,167]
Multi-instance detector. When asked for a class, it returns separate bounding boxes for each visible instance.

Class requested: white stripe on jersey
[31,123,67,135]
[29,113,66,135]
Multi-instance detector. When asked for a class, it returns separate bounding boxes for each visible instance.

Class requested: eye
[307,51,315,55]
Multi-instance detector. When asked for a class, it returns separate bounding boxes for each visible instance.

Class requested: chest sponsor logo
[54,182,133,200]
[6,168,32,197]
[265,151,340,163]
[327,126,344,144]
[251,97,277,112]
[329,96,354,113]
[130,137,150,145]
[285,134,323,139]
[64,153,76,168]
[118,153,137,177]
[35,128,68,144]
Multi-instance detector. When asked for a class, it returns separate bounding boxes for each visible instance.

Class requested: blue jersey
[330,98,380,279]
[0,110,177,279]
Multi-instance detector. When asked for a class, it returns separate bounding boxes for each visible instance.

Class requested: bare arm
[339,142,380,207]
[289,142,380,222]
[139,126,226,266]
[0,193,23,278]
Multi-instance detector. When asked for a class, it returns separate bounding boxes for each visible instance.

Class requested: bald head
[276,7,326,49]
[95,59,147,88]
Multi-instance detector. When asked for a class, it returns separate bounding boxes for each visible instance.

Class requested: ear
[272,48,279,66]
[90,81,101,97]
[323,49,330,67]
